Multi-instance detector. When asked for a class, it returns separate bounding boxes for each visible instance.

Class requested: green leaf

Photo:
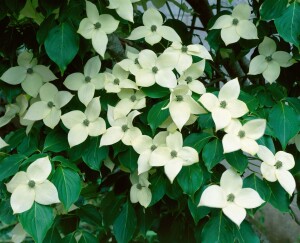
[113,201,137,243]
[188,189,210,224]
[202,139,224,171]
[44,22,79,72]
[151,0,167,8]
[149,172,168,206]
[17,130,39,156]
[268,102,299,149]
[0,154,26,181]
[275,2,300,48]
[225,151,248,173]
[285,97,300,114]
[256,136,275,153]
[52,156,80,172]
[239,91,259,112]
[197,113,215,130]
[78,231,98,243]
[234,221,260,243]
[0,200,16,224]
[147,99,170,133]
[52,167,81,210]
[243,174,271,202]
[142,84,169,98]
[177,164,203,197]
[101,192,124,225]
[266,181,290,212]
[19,203,54,243]
[118,147,138,172]
[183,132,213,152]
[260,0,288,20]
[37,14,56,44]
[43,129,69,153]
[62,232,77,243]
[44,227,62,243]
[76,204,102,226]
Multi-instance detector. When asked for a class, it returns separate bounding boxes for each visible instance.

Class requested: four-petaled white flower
[257,145,296,196]
[77,1,119,57]
[0,137,8,149]
[199,78,248,131]
[117,45,141,75]
[210,3,258,45]
[150,131,198,183]
[61,97,106,147]
[134,49,177,88]
[160,115,198,132]
[222,118,266,155]
[24,83,73,129]
[100,106,142,146]
[248,37,293,83]
[107,0,140,22]
[164,42,212,73]
[64,56,104,106]
[131,132,168,174]
[5,157,60,214]
[130,172,152,208]
[198,169,264,227]
[127,8,181,45]
[0,51,57,97]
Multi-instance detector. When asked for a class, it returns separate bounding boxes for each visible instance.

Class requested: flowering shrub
[0,0,299,242]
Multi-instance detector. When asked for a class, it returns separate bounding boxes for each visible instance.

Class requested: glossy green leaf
[202,139,224,171]
[243,174,271,202]
[266,181,290,212]
[0,154,26,181]
[149,172,168,206]
[147,99,170,133]
[234,221,260,243]
[183,132,213,152]
[260,0,288,20]
[78,231,98,243]
[118,147,138,172]
[225,151,248,173]
[43,129,69,153]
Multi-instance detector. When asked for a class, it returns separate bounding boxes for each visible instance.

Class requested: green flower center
[28,180,35,188]
[186,76,193,83]
[27,68,33,74]
[94,22,101,29]
[114,78,120,85]
[176,95,183,102]
[265,56,273,62]
[130,95,137,102]
[275,161,283,169]
[170,150,177,158]
[232,18,239,26]
[181,45,188,53]
[238,130,246,138]
[150,145,157,151]
[220,100,227,108]
[134,58,139,65]
[85,76,91,82]
[136,183,143,190]
[122,125,129,132]
[151,25,157,32]
[47,101,55,108]
[152,66,158,74]
[83,119,90,126]
[227,193,235,202]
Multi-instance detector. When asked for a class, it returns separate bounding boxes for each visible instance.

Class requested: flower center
[275,161,283,169]
[232,18,239,26]
[186,76,193,83]
[176,95,183,102]
[151,25,157,32]
[170,150,177,158]
[28,180,35,188]
[136,183,143,190]
[83,119,90,126]
[152,66,158,74]
[238,130,246,138]
[122,125,129,132]
[220,100,227,108]
[27,68,33,74]
[94,22,101,29]
[134,58,139,65]
[265,56,273,62]
[114,78,120,85]
[85,76,91,82]
[47,101,55,108]
[181,45,188,53]
[227,193,235,202]
[130,95,137,102]
[150,145,157,151]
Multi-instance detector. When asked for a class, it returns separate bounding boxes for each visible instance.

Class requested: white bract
[131,132,168,174]
[130,172,152,208]
[257,145,296,196]
[248,37,293,83]
[11,223,27,243]
[160,115,198,132]
[6,157,60,214]
[150,131,198,183]
[222,118,266,155]
[77,1,119,57]
[24,83,73,129]
[210,3,258,45]
[64,56,104,106]
[61,97,106,147]
[107,0,139,22]
[0,137,8,149]
[198,169,264,227]
[165,42,212,73]
[289,133,300,152]
[127,8,181,45]
[134,49,177,88]
[165,85,206,130]
[100,106,142,146]
[199,78,248,131]
[117,45,141,75]
[0,51,57,97]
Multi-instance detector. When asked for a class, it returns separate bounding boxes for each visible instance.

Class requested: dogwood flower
[165,85,206,130]
[177,60,206,95]
[222,118,266,155]
[127,8,181,45]
[210,3,258,45]
[61,97,106,147]
[160,115,198,132]
[24,83,73,129]
[248,37,293,83]
[11,223,27,243]
[100,106,142,146]
[130,172,152,208]
[0,51,57,97]
[64,56,104,106]
[113,89,146,119]
[131,132,168,174]
[150,131,198,183]
[107,0,139,22]
[134,49,177,88]
[0,137,8,149]
[117,45,141,75]
[164,42,212,73]
[77,1,119,57]
[5,157,60,214]
[199,78,248,131]
[198,169,264,226]
[257,145,296,196]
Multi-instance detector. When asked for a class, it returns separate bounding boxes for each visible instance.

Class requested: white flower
[100,106,142,146]
[107,0,139,22]
[210,3,258,45]
[127,8,181,45]
[77,1,119,57]
[5,157,60,214]
[222,118,266,155]
[131,132,168,174]
[149,131,198,183]
[177,60,206,95]
[117,45,141,75]
[11,223,27,243]
[199,78,248,131]
[61,97,106,147]
[198,169,264,227]
[289,133,300,152]
[130,172,152,208]
[0,51,57,97]
[257,145,296,196]
[24,83,73,129]
[64,56,104,106]
[165,85,206,130]
[113,89,146,119]
[134,49,177,88]
[164,42,212,73]
[248,37,293,83]
[160,115,198,132]
[0,137,8,149]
